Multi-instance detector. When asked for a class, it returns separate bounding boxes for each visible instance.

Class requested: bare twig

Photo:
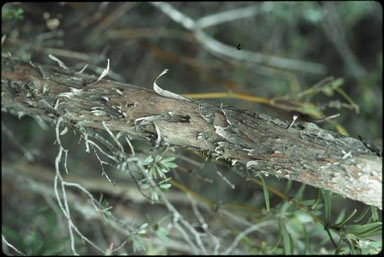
[2,235,26,256]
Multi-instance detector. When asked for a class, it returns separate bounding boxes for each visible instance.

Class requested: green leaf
[334,232,345,254]
[149,166,156,179]
[157,162,170,172]
[2,225,26,250]
[138,223,148,235]
[2,8,24,20]
[161,157,175,163]
[270,221,282,251]
[359,239,382,254]
[354,206,370,223]
[334,209,357,228]
[159,183,171,192]
[281,226,292,254]
[150,190,159,201]
[155,226,169,244]
[300,104,323,118]
[143,156,153,166]
[161,160,177,168]
[132,237,146,253]
[321,78,344,96]
[141,183,151,190]
[370,206,379,221]
[280,201,291,217]
[155,165,166,179]
[297,199,315,206]
[334,208,346,225]
[345,237,356,254]
[311,188,320,209]
[139,222,148,230]
[344,222,382,237]
[29,230,43,255]
[302,224,308,255]
[283,179,292,195]
[321,190,332,224]
[159,177,172,184]
[165,162,177,168]
[293,183,306,201]
[159,145,170,156]
[41,237,69,255]
[258,175,270,212]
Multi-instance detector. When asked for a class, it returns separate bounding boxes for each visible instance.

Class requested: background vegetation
[2,2,382,255]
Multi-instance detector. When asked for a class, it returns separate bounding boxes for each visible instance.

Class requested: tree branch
[2,55,382,209]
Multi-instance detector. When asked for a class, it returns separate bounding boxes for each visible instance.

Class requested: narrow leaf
[258,175,270,212]
[161,157,175,163]
[354,206,370,223]
[370,206,379,221]
[311,188,320,209]
[321,190,332,224]
[334,209,357,227]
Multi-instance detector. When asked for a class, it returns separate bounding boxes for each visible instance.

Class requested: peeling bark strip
[1,56,382,209]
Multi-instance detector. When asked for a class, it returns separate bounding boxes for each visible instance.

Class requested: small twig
[91,144,116,186]
[102,121,124,152]
[341,150,352,160]
[48,54,69,70]
[125,135,135,156]
[286,114,299,129]
[312,113,340,124]
[74,63,89,75]
[54,117,79,255]
[216,169,235,189]
[153,121,161,148]
[2,235,25,256]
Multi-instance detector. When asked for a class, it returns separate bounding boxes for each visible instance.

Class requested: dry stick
[2,235,26,256]
[3,161,156,254]
[54,117,109,255]
[1,56,382,210]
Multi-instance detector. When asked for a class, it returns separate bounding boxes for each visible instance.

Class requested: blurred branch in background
[151,2,327,74]
[321,1,367,79]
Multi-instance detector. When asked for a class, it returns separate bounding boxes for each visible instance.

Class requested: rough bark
[2,55,382,209]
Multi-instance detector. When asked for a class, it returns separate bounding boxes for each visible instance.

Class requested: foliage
[140,146,176,202]
[2,208,76,255]
[2,7,24,21]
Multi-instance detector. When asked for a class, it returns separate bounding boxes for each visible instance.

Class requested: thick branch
[2,56,382,209]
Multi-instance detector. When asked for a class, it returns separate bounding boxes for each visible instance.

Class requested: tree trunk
[2,55,382,209]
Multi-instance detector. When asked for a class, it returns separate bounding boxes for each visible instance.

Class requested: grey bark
[1,55,382,209]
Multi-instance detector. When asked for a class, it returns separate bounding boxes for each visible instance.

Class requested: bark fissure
[1,56,382,209]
